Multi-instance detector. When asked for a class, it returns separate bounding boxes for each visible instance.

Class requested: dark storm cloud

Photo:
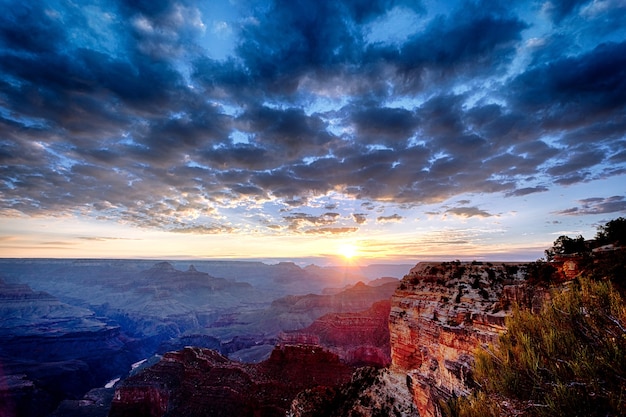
[1,0,625,234]
[610,147,626,164]
[350,106,418,145]
[236,106,336,160]
[198,144,272,170]
[342,0,424,23]
[0,5,65,54]
[546,146,606,178]
[117,0,173,17]
[233,0,424,92]
[544,0,591,22]
[376,5,527,92]
[555,196,626,216]
[509,41,626,127]
[565,117,626,140]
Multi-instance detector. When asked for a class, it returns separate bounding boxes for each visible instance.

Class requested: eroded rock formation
[289,367,418,417]
[280,299,392,367]
[109,345,353,417]
[389,262,554,417]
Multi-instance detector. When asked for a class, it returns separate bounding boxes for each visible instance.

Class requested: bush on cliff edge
[443,276,626,417]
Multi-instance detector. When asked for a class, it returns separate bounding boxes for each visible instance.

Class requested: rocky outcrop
[289,367,418,417]
[109,345,353,417]
[48,386,115,417]
[280,300,392,367]
[389,262,554,417]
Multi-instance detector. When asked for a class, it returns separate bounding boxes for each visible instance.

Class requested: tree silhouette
[594,217,626,246]
[545,235,586,261]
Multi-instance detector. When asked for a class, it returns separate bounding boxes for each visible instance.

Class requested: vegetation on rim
[442,218,626,417]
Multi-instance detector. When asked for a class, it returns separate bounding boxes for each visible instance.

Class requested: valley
[0,259,405,417]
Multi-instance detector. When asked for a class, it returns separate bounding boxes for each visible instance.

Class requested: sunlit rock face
[109,345,353,417]
[389,262,552,417]
[280,299,392,367]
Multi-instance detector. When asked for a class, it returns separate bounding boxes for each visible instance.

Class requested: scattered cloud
[169,224,236,234]
[352,213,368,224]
[506,186,549,197]
[78,236,140,241]
[304,227,358,235]
[0,0,625,238]
[376,214,403,223]
[555,196,626,216]
[446,207,494,218]
[41,241,76,246]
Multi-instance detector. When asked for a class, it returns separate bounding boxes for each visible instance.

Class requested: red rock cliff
[389,262,554,417]
[109,345,353,417]
[279,299,392,367]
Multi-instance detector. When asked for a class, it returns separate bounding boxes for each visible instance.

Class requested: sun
[338,243,358,260]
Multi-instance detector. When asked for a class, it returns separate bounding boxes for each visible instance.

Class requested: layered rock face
[280,299,392,367]
[389,262,552,417]
[218,280,399,346]
[109,345,353,417]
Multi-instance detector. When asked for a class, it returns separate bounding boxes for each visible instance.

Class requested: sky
[1,0,625,264]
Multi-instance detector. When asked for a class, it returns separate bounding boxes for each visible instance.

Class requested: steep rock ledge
[389,262,556,417]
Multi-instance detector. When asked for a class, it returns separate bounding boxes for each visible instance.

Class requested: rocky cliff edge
[389,261,561,417]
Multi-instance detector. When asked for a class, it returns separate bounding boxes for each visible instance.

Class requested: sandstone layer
[389,261,555,417]
[280,299,392,367]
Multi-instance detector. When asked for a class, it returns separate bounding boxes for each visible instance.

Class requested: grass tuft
[442,276,626,417]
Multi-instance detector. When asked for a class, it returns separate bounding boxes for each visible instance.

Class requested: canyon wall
[0,278,134,417]
[109,345,353,417]
[279,299,392,367]
[389,261,556,417]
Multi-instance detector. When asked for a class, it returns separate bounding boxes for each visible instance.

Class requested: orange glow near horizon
[0,215,550,263]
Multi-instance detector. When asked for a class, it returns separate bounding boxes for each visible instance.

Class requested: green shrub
[445,276,626,417]
[439,391,501,417]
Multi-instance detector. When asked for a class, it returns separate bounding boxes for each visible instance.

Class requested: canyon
[0,259,405,416]
[108,260,564,417]
[284,261,560,417]
[1,258,572,417]
[279,297,392,367]
[0,278,134,417]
